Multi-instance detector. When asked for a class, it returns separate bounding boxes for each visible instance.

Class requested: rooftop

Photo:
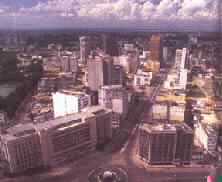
[140,123,177,134]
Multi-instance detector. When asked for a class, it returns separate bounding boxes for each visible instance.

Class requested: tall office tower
[138,123,177,164]
[175,123,193,164]
[0,123,43,174]
[37,112,97,167]
[162,47,168,63]
[61,56,70,72]
[80,36,91,65]
[52,90,91,118]
[99,85,128,127]
[61,55,78,73]
[175,48,187,69]
[112,65,125,85]
[179,68,188,90]
[149,35,162,72]
[87,55,113,91]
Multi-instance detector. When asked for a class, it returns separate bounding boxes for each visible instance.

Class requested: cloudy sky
[0,0,220,31]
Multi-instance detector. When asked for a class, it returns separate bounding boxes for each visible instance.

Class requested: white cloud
[19,0,216,21]
[0,0,218,30]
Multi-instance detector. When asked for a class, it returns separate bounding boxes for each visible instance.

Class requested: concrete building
[84,106,112,145]
[0,124,43,174]
[134,69,153,87]
[52,90,91,118]
[175,123,193,164]
[61,55,78,73]
[37,112,97,167]
[194,122,218,155]
[87,55,113,91]
[138,123,177,164]
[152,103,168,121]
[80,36,91,65]
[99,85,128,127]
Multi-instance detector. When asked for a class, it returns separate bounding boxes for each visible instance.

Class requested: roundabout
[88,165,128,182]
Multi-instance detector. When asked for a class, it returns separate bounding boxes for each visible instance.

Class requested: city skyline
[0,0,220,31]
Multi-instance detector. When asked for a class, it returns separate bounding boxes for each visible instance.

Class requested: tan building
[0,123,43,174]
[36,112,97,167]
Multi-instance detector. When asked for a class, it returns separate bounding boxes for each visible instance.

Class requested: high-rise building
[99,85,128,128]
[138,123,177,164]
[112,65,124,85]
[52,90,91,118]
[149,35,162,72]
[175,123,193,164]
[0,123,43,174]
[80,36,91,65]
[61,55,78,73]
[87,55,113,91]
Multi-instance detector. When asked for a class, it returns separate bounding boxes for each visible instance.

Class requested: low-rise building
[134,69,152,87]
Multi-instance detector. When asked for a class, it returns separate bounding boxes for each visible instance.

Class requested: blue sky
[0,0,219,31]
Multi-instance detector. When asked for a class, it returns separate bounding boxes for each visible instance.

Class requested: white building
[169,104,185,122]
[52,90,91,118]
[179,69,188,90]
[99,85,128,127]
[175,48,187,70]
[194,122,218,155]
[134,69,153,87]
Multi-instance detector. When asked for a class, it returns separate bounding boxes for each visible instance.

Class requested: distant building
[99,85,128,128]
[0,124,43,174]
[61,55,78,73]
[112,65,125,85]
[149,35,162,72]
[174,123,193,164]
[134,69,153,87]
[80,36,91,65]
[37,112,97,167]
[87,55,113,91]
[52,90,91,118]
[138,123,177,164]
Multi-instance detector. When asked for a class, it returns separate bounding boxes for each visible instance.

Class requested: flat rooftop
[140,123,177,134]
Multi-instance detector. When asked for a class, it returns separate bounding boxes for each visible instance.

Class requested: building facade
[138,123,177,164]
[0,124,43,174]
[37,112,97,167]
